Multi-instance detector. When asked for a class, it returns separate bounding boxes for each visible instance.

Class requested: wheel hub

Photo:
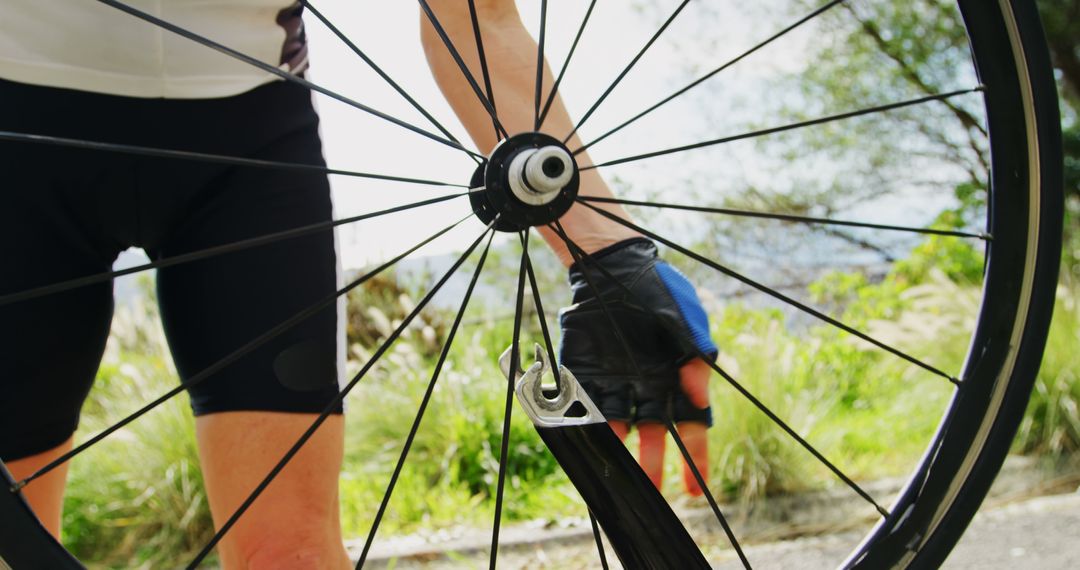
[470,132,580,232]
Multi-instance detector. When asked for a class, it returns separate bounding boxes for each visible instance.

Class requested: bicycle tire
[0,0,1064,568]
[844,0,1063,567]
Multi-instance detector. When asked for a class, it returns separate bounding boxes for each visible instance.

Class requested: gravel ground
[355,490,1080,569]
[711,491,1080,569]
[353,458,1080,569]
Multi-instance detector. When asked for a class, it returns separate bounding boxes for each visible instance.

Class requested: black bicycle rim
[0,1,1064,568]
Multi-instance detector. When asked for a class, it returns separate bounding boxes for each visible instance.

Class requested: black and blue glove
[558,238,717,425]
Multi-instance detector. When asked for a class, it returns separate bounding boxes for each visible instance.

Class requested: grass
[693,273,962,505]
[62,289,214,569]
[1015,277,1080,456]
[339,320,583,541]
[52,267,1080,566]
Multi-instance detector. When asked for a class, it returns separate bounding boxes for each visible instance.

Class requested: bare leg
[5,437,73,539]
[196,412,350,570]
[421,0,640,265]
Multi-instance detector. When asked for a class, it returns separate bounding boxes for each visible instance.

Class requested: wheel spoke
[563,0,692,144]
[549,224,641,382]
[489,231,530,569]
[0,0,1036,567]
[580,87,983,167]
[550,220,756,555]
[521,232,561,391]
[418,0,510,140]
[11,215,474,492]
[515,239,614,565]
[0,130,468,188]
[188,221,498,569]
[299,0,480,163]
[538,0,598,128]
[588,510,610,570]
[576,199,960,384]
[0,193,467,307]
[579,195,990,239]
[845,3,987,139]
[356,231,496,568]
[468,0,501,142]
[549,222,890,518]
[94,0,479,159]
[576,0,847,154]
[534,0,549,131]
[666,419,752,569]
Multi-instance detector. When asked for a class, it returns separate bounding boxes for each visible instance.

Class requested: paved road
[364,490,1080,568]
[942,492,1080,569]
[711,491,1080,569]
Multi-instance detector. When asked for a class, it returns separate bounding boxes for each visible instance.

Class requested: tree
[707,0,1077,281]
[1036,0,1080,277]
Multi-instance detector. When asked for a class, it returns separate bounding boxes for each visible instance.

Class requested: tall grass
[338,319,581,540]
[58,270,1079,565]
[694,272,963,505]
[63,282,214,568]
[1016,277,1080,456]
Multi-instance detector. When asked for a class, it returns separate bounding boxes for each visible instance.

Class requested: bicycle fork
[500,345,709,569]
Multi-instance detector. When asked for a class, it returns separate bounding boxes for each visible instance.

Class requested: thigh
[154,86,343,417]
[0,187,115,460]
[0,247,113,461]
[0,81,119,461]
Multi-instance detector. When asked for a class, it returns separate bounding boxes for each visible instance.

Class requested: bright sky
[302,0,782,269]
[110,0,968,277]
[113,0,805,280]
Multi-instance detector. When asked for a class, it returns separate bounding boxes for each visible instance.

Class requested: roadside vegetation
[40,0,1079,566]
[58,244,1079,567]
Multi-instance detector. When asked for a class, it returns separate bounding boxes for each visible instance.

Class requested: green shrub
[1015,278,1080,456]
[58,255,1079,564]
[338,318,579,539]
[63,289,214,568]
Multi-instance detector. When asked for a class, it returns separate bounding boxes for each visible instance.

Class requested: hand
[558,238,716,495]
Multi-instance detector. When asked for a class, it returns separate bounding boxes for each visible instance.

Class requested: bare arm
[421,2,711,495]
[420,0,640,266]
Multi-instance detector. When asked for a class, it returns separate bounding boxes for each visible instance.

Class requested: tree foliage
[1036,0,1080,277]
[693,0,1077,279]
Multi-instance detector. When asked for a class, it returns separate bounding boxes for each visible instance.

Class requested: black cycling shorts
[0,78,344,461]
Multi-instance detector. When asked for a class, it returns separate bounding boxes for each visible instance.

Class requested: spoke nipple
[10,480,27,493]
[974,84,988,92]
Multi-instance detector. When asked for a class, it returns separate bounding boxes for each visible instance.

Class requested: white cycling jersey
[0,0,308,99]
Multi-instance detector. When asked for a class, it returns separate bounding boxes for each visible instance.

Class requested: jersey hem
[0,57,283,99]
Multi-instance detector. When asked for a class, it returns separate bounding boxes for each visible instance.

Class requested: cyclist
[0,1,715,567]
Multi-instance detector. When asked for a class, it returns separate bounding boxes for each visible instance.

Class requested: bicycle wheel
[0,0,1063,568]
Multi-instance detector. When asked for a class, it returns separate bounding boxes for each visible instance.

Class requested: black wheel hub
[469,132,580,232]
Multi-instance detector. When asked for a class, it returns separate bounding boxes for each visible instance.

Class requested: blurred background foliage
[46,0,1079,566]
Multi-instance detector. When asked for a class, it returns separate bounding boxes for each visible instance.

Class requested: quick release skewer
[508,145,574,205]
[469,132,580,232]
